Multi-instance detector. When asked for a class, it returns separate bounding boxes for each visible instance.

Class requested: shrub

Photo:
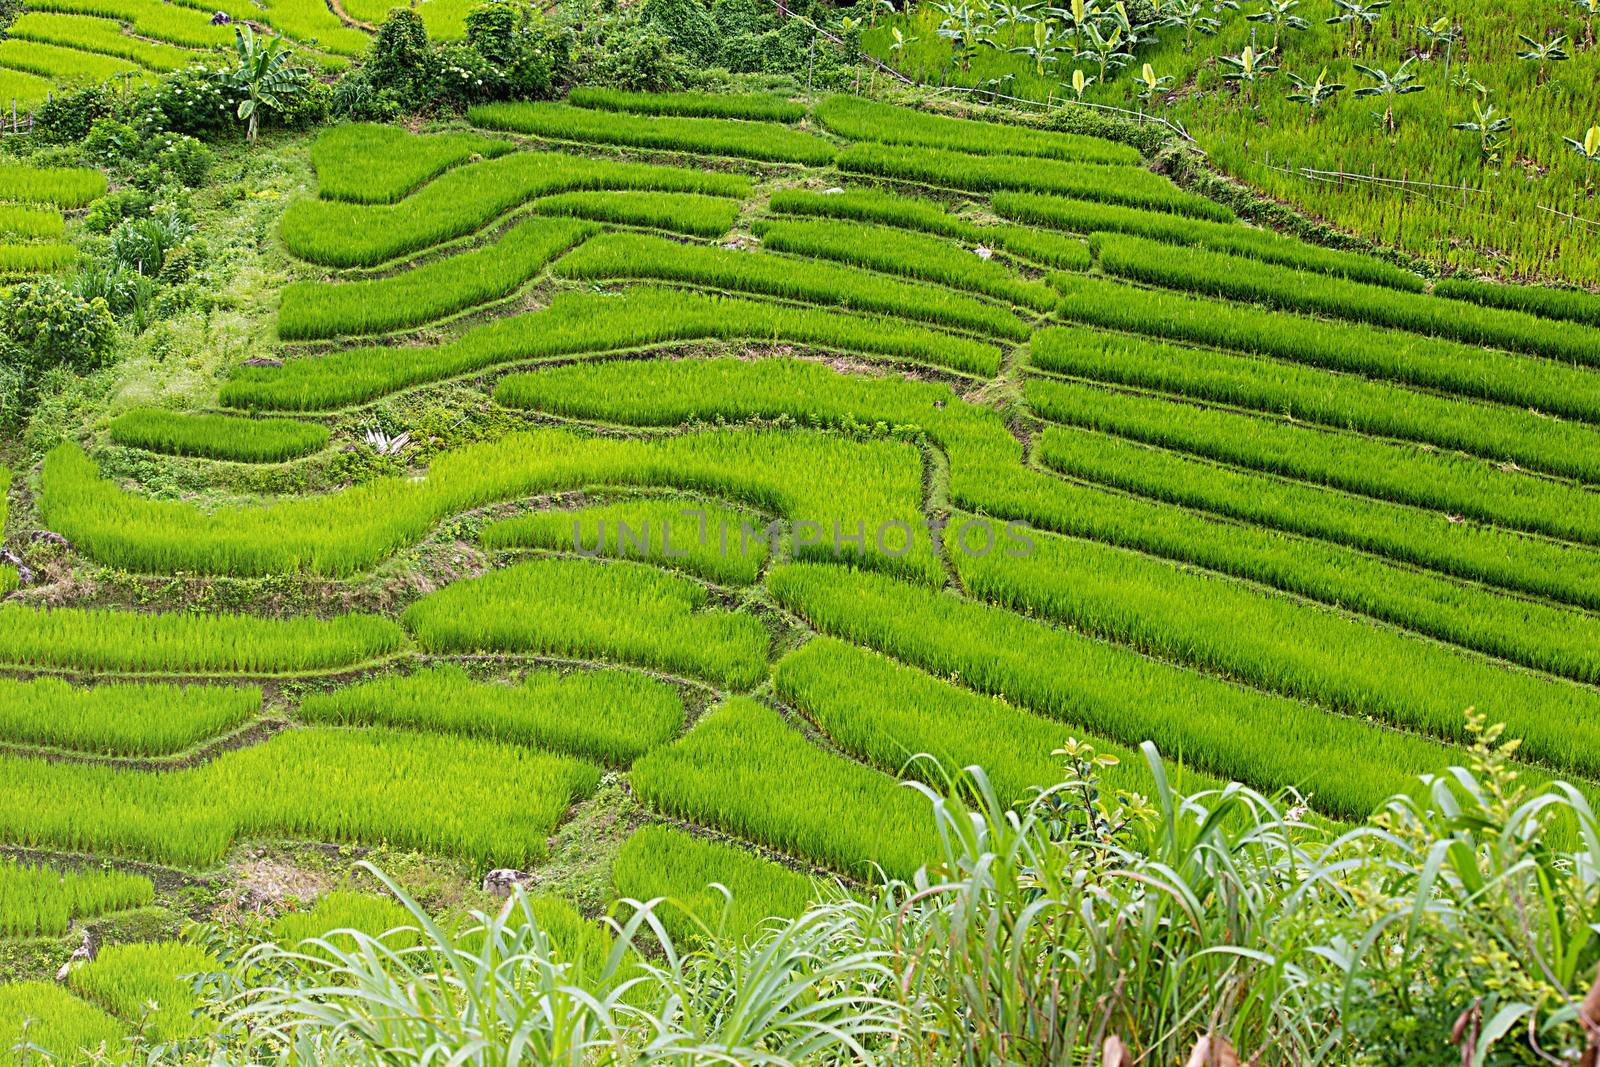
[29,84,111,144]
[0,277,117,379]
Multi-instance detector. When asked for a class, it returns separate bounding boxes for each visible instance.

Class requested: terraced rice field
[7,92,1600,1040]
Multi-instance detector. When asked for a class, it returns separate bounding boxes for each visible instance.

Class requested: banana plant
[1352,54,1424,133]
[1044,0,1094,58]
[1134,61,1175,105]
[1218,43,1278,103]
[1246,0,1307,50]
[1517,33,1570,85]
[1285,65,1345,113]
[1006,19,1065,75]
[1452,99,1513,163]
[990,0,1043,44]
[888,25,919,68]
[1079,19,1131,83]
[1157,0,1239,52]
[1574,0,1597,47]
[933,0,996,69]
[869,0,896,26]
[226,25,307,144]
[1068,67,1096,98]
[1325,0,1388,53]
[1414,15,1459,80]
[1565,125,1600,195]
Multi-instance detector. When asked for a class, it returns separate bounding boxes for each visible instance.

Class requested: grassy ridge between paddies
[768,562,1460,823]
[0,859,153,938]
[311,123,512,204]
[994,191,1423,290]
[1030,328,1600,486]
[951,512,1600,781]
[814,95,1140,166]
[108,408,329,462]
[1437,276,1600,329]
[0,163,106,208]
[0,603,404,674]
[223,287,999,411]
[1052,275,1600,425]
[483,496,770,586]
[496,356,1600,686]
[751,217,1058,311]
[554,231,1028,340]
[1093,233,1600,367]
[1035,424,1600,611]
[0,677,259,757]
[0,38,147,84]
[568,87,806,123]
[632,697,938,880]
[281,148,751,268]
[278,217,595,340]
[402,557,769,689]
[613,825,820,943]
[1026,376,1600,547]
[44,426,933,582]
[298,664,683,766]
[837,143,1230,220]
[70,942,219,1040]
[4,11,201,71]
[0,204,65,239]
[468,102,836,165]
[775,636,1226,809]
[0,983,124,1062]
[530,190,741,238]
[0,727,600,867]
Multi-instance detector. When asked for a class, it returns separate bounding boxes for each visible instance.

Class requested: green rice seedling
[402,558,769,689]
[1052,275,1600,423]
[567,87,806,123]
[768,186,980,240]
[298,664,683,766]
[45,426,933,583]
[26,0,231,47]
[0,982,125,1064]
[953,514,1600,781]
[1030,328,1600,486]
[767,562,1461,822]
[750,218,1057,311]
[107,408,329,462]
[0,859,153,938]
[0,204,65,240]
[310,123,513,205]
[775,637,1226,809]
[837,143,1232,219]
[994,192,1424,290]
[0,163,107,208]
[0,38,147,83]
[1025,375,1600,546]
[69,942,219,1039]
[0,677,259,757]
[815,96,1140,165]
[0,68,53,109]
[1035,424,1600,610]
[0,603,405,674]
[468,102,836,165]
[1436,278,1600,329]
[555,231,1028,339]
[281,152,751,268]
[611,825,820,943]
[530,190,741,238]
[5,12,202,71]
[631,697,939,879]
[277,217,595,340]
[272,889,419,952]
[226,287,999,410]
[984,225,1092,271]
[0,727,600,867]
[1094,233,1600,367]
[0,242,76,274]
[482,496,769,585]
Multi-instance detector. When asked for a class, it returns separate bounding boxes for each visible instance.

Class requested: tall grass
[530,190,740,238]
[402,558,769,688]
[0,859,153,937]
[815,96,1140,165]
[994,191,1423,289]
[837,143,1231,219]
[297,664,683,766]
[69,942,219,1040]
[0,677,259,756]
[224,287,999,410]
[0,727,600,867]
[554,230,1028,339]
[0,983,125,1063]
[567,87,805,123]
[1052,275,1600,423]
[1025,375,1600,546]
[280,152,750,267]
[768,186,979,240]
[751,217,1058,311]
[1436,276,1600,329]
[0,204,65,239]
[5,12,200,71]
[1094,233,1600,366]
[107,408,329,462]
[1030,327,1600,485]
[631,697,938,879]
[468,102,837,165]
[0,603,405,674]
[310,123,513,205]
[277,217,595,340]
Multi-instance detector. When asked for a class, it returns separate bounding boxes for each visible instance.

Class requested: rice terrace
[0,0,1598,1059]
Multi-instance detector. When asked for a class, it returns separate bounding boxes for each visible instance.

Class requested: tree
[1246,0,1306,50]
[1517,33,1570,85]
[1352,54,1424,133]
[1218,43,1277,103]
[227,26,308,142]
[1452,99,1513,163]
[1565,125,1600,195]
[1285,66,1344,113]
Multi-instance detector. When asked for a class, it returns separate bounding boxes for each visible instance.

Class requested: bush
[0,278,118,380]
[140,65,239,140]
[582,14,692,93]
[364,9,439,114]
[640,0,717,63]
[31,85,112,145]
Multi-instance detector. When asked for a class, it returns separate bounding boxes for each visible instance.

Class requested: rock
[55,929,95,982]
[482,868,526,898]
[974,245,993,260]
[242,356,283,367]
[821,186,844,195]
